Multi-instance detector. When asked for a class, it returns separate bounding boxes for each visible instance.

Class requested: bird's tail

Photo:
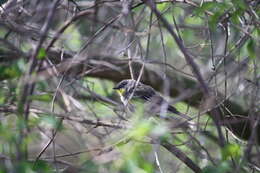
[167,105,192,121]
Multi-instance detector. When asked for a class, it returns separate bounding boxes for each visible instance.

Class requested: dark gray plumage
[113,79,190,120]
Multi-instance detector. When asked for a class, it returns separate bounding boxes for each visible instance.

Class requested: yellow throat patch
[116,88,125,96]
[116,88,128,105]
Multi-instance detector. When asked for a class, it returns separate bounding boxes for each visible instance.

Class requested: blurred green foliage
[0,0,258,172]
[37,48,47,60]
[221,143,241,161]
[202,161,231,173]
[0,63,22,80]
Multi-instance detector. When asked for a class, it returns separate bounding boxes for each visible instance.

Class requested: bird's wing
[135,86,157,101]
[167,105,180,114]
[135,85,191,120]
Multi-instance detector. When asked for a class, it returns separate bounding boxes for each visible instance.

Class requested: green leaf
[157,3,167,12]
[33,160,53,173]
[208,11,222,30]
[0,90,5,104]
[246,39,256,59]
[14,161,35,173]
[185,16,203,25]
[194,2,218,16]
[230,9,243,25]
[231,0,246,10]
[202,162,231,173]
[0,63,22,80]
[194,2,229,30]
[202,165,218,173]
[221,143,241,160]
[29,93,52,102]
[257,28,260,36]
[81,160,99,173]
[37,48,46,60]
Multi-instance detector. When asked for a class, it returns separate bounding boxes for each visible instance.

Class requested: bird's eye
[113,81,127,89]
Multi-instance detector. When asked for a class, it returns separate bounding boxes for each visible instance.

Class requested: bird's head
[113,79,157,105]
[113,79,136,98]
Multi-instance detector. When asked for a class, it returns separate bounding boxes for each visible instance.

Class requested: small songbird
[113,79,190,120]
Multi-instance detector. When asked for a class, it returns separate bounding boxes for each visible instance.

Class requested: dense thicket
[0,0,259,172]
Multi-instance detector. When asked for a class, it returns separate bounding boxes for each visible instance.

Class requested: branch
[161,140,202,173]
[44,49,249,117]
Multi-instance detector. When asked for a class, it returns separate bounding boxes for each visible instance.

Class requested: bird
[113,79,190,121]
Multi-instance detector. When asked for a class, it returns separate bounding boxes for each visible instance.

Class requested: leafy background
[0,0,259,173]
